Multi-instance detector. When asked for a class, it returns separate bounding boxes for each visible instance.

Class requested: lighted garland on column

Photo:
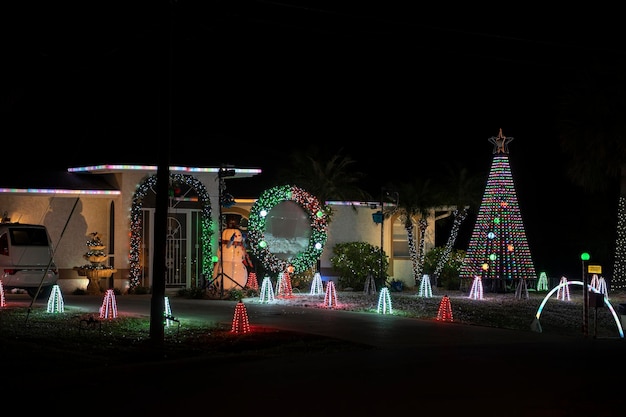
[611,196,626,291]
[433,208,468,280]
[415,218,427,281]
[247,185,328,274]
[128,174,213,289]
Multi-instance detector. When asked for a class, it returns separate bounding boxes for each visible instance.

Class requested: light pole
[372,189,398,290]
[216,167,235,298]
[581,252,590,337]
[379,190,384,289]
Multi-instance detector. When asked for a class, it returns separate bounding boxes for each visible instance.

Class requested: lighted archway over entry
[128,173,213,289]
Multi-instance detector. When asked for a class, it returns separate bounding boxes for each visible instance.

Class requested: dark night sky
[3,2,625,279]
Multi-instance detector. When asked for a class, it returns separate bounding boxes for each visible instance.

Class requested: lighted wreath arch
[247,185,328,274]
[128,173,213,289]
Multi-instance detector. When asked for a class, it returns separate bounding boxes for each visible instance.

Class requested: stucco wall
[0,195,112,268]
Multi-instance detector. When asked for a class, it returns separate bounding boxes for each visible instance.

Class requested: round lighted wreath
[247,185,328,274]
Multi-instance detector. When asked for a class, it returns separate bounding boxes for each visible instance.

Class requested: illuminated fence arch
[532,280,624,338]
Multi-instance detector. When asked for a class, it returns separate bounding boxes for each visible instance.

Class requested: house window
[392,217,415,258]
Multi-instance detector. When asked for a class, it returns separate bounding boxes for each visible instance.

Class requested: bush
[289,267,315,290]
[129,285,151,295]
[177,287,206,299]
[330,241,388,290]
[422,247,465,290]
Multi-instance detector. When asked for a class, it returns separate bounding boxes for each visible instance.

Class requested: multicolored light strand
[128,173,213,289]
[611,196,626,291]
[459,140,537,288]
[248,185,328,274]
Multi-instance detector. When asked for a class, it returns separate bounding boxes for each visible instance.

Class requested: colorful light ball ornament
[247,185,328,274]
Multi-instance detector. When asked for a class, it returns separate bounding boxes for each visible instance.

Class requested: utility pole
[149,0,174,347]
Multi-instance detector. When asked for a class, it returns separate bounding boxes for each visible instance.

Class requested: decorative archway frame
[128,173,213,289]
[247,185,328,274]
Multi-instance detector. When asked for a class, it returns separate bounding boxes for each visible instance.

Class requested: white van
[0,222,59,299]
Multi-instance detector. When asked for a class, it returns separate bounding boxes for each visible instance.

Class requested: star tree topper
[488,128,514,154]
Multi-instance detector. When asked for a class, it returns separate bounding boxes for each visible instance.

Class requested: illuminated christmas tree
[99,289,118,319]
[377,287,393,314]
[536,271,549,291]
[459,129,537,292]
[556,276,570,301]
[259,276,275,303]
[246,272,259,291]
[231,301,251,334]
[418,274,433,298]
[436,295,453,322]
[323,281,339,308]
[46,284,64,313]
[0,280,5,307]
[310,272,324,295]
[468,276,484,300]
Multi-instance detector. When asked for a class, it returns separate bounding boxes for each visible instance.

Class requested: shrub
[422,247,466,290]
[290,267,315,290]
[330,241,388,290]
[177,287,206,299]
[129,285,151,295]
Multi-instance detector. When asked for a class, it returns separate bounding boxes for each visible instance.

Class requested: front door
[140,208,204,290]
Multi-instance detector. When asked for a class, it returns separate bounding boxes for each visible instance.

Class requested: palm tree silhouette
[274,146,372,222]
[385,178,437,286]
[432,164,484,286]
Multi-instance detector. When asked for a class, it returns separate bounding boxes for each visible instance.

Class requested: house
[0,164,452,294]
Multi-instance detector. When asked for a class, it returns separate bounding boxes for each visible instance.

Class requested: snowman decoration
[212,227,250,290]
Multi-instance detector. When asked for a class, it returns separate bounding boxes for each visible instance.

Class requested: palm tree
[385,178,438,286]
[274,146,372,222]
[432,164,485,286]
[557,60,626,290]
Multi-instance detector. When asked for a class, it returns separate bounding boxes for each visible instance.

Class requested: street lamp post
[216,167,236,299]
[379,190,384,289]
